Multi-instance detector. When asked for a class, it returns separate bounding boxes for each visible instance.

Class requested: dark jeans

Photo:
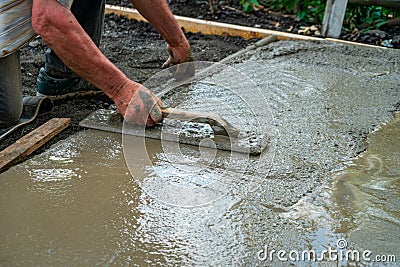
[0,0,105,128]
[0,52,23,128]
[44,0,105,78]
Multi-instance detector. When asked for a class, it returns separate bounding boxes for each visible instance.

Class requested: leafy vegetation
[239,0,400,31]
[239,0,263,13]
[344,4,400,31]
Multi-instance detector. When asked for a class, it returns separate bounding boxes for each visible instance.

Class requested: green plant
[294,0,325,23]
[240,0,262,13]
[344,5,400,31]
[238,0,400,31]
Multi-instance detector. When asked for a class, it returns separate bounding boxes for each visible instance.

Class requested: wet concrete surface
[328,113,400,256]
[1,40,399,265]
[284,112,400,265]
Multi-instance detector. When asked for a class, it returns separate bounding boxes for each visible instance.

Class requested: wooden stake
[0,118,71,173]
[322,0,349,38]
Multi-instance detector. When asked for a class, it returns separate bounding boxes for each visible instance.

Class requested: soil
[0,14,251,153]
[109,0,400,48]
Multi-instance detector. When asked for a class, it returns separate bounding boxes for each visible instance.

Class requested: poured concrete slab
[1,41,399,265]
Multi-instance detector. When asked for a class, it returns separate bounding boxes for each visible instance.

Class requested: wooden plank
[326,37,387,49]
[0,118,71,173]
[322,0,349,38]
[105,4,386,49]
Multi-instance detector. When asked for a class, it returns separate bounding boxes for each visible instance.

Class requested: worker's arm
[131,0,194,78]
[31,0,162,126]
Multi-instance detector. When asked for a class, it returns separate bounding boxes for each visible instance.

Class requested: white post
[321,0,349,38]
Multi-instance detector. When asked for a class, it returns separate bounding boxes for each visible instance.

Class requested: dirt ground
[0,14,252,152]
[110,0,400,48]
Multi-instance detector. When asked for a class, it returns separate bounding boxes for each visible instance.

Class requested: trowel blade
[79,108,269,155]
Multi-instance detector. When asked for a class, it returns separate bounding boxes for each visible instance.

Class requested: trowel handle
[161,107,205,121]
[161,107,239,137]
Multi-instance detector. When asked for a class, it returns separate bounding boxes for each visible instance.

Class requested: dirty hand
[162,44,195,80]
[113,81,163,127]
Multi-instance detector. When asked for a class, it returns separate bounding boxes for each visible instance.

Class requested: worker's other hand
[162,43,195,81]
[114,82,163,127]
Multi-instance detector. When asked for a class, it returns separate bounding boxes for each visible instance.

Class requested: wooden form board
[105,5,386,49]
[0,118,71,173]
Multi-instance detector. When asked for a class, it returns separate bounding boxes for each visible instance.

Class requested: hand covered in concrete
[113,81,163,127]
[162,44,195,81]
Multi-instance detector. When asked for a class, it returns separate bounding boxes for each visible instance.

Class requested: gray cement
[0,40,399,266]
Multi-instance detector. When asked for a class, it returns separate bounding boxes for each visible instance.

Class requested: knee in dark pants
[0,102,22,128]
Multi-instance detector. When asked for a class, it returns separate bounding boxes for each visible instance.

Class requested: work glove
[162,44,195,81]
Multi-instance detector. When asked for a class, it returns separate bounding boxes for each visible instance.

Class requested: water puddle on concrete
[0,129,263,266]
[0,130,130,265]
[284,113,400,265]
[1,114,398,265]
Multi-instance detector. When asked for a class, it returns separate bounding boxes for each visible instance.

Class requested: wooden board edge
[0,118,71,173]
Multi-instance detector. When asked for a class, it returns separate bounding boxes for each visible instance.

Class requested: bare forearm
[32,0,133,98]
[131,0,189,49]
